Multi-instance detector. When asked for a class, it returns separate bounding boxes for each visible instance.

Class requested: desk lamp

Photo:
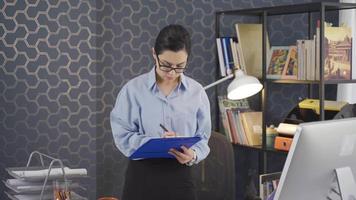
[204,69,263,100]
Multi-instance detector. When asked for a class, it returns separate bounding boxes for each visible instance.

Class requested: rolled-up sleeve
[191,89,211,164]
[110,85,152,157]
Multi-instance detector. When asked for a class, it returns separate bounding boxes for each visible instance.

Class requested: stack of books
[266,21,352,81]
[259,172,281,200]
[218,96,263,146]
[216,37,245,77]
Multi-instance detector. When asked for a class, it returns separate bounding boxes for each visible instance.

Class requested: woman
[110,24,211,200]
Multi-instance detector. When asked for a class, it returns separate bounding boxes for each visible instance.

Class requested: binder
[129,136,201,159]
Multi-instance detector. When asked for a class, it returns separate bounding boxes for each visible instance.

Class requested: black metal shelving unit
[215,1,356,177]
[233,143,288,155]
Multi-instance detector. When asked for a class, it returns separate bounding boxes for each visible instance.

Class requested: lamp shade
[227,69,263,100]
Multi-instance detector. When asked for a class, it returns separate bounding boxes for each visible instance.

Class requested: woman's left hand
[168,146,194,164]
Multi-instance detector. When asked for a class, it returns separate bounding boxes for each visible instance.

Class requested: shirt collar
[179,73,188,91]
[147,66,188,92]
[147,67,156,90]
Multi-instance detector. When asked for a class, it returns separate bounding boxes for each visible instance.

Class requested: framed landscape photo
[324,25,352,80]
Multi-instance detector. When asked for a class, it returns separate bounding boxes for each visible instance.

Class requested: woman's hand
[168,146,195,164]
[163,131,176,138]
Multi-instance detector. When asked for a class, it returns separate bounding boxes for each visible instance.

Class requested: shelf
[266,79,356,84]
[324,79,356,84]
[233,143,288,155]
[216,2,356,16]
[266,79,319,84]
[215,0,355,178]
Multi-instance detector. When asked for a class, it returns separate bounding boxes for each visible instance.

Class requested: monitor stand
[335,167,356,200]
[327,167,356,200]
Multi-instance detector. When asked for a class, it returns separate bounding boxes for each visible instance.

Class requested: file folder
[129,136,201,159]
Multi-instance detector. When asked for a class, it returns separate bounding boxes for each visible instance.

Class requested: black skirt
[122,158,197,200]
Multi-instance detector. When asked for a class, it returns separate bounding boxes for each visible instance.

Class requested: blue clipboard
[129,136,201,159]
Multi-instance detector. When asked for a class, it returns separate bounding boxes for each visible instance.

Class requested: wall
[0,0,98,198]
[0,0,337,199]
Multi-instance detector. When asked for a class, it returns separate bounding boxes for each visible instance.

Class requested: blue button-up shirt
[110,67,211,164]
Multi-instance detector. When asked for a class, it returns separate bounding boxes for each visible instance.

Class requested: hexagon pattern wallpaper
[0,0,337,199]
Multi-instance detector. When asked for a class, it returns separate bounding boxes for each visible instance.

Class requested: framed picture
[282,46,298,80]
[324,25,352,80]
[267,46,290,79]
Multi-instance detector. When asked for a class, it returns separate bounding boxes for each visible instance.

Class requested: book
[305,39,311,80]
[316,22,320,80]
[216,38,227,77]
[267,46,290,79]
[225,37,235,75]
[236,110,248,145]
[306,38,316,81]
[324,23,352,80]
[239,112,262,146]
[227,109,239,144]
[235,23,271,78]
[297,40,304,80]
[217,96,250,143]
[310,36,316,81]
[230,37,240,70]
[218,96,232,141]
[282,46,298,79]
[223,37,234,75]
[221,37,231,75]
[235,40,247,72]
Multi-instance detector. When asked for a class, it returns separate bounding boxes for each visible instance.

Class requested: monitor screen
[274,118,356,200]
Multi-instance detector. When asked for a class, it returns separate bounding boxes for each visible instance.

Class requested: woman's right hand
[163,131,176,138]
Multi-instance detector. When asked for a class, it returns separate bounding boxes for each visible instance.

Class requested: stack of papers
[6,167,87,180]
[4,179,83,194]
[5,191,87,200]
[4,179,51,194]
[4,166,88,200]
[5,191,53,200]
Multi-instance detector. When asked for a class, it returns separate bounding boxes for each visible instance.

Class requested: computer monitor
[274,118,356,200]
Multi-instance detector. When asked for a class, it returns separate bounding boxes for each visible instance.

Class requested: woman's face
[154,49,188,82]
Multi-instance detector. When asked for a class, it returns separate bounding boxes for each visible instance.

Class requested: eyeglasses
[156,56,187,73]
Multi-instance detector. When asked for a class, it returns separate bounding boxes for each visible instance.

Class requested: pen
[160,123,169,132]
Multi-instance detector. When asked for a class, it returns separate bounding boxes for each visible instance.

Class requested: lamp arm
[203,74,234,90]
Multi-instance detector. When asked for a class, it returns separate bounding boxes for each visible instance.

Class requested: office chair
[193,131,236,200]
[334,103,356,119]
